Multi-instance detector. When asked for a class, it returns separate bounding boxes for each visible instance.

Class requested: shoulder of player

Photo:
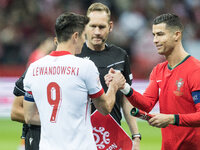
[75,55,95,65]
[187,56,200,67]
[74,56,97,74]
[152,61,168,74]
[185,56,200,74]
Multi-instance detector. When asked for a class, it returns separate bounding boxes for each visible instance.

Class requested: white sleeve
[23,65,33,92]
[85,61,103,98]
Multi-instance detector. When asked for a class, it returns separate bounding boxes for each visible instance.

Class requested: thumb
[109,68,115,74]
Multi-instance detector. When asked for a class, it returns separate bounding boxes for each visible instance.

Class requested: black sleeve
[13,70,27,96]
[123,54,132,85]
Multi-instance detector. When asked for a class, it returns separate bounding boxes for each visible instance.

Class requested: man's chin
[93,42,103,47]
[157,51,165,55]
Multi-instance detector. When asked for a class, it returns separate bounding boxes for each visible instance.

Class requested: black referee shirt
[77,43,132,124]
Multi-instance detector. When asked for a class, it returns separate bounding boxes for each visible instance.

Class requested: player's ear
[72,32,79,42]
[54,37,58,45]
[174,31,181,42]
[109,21,113,32]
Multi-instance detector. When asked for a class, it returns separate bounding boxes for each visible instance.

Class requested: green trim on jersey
[168,55,190,70]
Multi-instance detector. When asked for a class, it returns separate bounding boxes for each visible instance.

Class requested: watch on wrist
[132,133,141,140]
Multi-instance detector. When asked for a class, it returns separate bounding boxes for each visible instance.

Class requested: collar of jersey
[49,51,72,56]
[84,42,108,52]
[168,55,190,70]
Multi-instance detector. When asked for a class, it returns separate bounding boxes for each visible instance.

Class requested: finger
[105,81,110,87]
[105,76,113,82]
[148,117,156,124]
[109,68,115,74]
[104,74,113,80]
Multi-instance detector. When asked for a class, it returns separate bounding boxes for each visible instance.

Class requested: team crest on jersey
[174,78,184,96]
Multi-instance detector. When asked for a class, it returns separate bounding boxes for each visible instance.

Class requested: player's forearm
[11,96,25,123]
[175,112,200,127]
[93,84,118,115]
[121,83,157,113]
[103,82,118,114]
[122,97,139,134]
[23,100,41,125]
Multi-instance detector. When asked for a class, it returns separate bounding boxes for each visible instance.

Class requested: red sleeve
[89,88,104,99]
[126,68,159,113]
[179,103,200,127]
[178,69,200,127]
[188,69,200,92]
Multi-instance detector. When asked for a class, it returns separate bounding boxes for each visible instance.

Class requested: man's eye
[99,26,105,29]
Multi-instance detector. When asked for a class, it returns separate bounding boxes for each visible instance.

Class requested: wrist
[169,114,175,125]
[109,81,118,91]
[132,133,141,140]
[120,83,131,95]
[173,114,179,126]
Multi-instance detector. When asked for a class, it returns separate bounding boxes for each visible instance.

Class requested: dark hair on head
[153,13,184,32]
[55,12,89,43]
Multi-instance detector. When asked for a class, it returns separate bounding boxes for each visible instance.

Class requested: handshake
[104,68,131,94]
[105,68,154,122]
[104,68,126,90]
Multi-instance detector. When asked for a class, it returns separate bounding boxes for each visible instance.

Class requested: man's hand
[104,68,125,89]
[148,114,174,128]
[104,68,115,87]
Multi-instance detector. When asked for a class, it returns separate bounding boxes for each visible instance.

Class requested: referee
[77,3,141,149]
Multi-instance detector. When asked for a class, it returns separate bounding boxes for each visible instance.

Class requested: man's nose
[94,27,100,34]
[153,36,158,44]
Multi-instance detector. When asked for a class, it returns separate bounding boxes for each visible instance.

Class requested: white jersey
[24,51,103,150]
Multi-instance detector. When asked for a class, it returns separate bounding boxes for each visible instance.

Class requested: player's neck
[56,42,75,55]
[166,44,188,68]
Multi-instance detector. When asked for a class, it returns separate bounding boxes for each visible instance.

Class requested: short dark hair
[153,13,184,32]
[55,12,89,43]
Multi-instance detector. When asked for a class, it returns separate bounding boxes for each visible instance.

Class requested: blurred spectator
[0,0,199,78]
[26,37,55,67]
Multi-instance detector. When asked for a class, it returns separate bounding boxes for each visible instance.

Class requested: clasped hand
[104,68,126,89]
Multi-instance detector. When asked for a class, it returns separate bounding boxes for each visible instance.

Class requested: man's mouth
[156,44,162,49]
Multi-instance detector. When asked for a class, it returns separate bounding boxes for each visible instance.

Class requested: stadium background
[0,0,199,150]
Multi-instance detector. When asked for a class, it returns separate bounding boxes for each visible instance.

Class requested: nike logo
[83,56,90,60]
[29,137,33,145]
[156,80,162,83]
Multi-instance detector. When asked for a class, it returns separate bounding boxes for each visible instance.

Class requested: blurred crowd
[0,0,200,78]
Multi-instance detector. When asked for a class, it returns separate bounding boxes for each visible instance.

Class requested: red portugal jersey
[127,55,200,150]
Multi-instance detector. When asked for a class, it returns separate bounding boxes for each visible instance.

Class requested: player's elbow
[10,108,24,123]
[101,110,110,116]
[98,107,112,116]
[10,111,16,121]
[10,108,19,121]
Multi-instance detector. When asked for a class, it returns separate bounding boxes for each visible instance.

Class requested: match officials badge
[174,78,184,96]
[91,111,133,150]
